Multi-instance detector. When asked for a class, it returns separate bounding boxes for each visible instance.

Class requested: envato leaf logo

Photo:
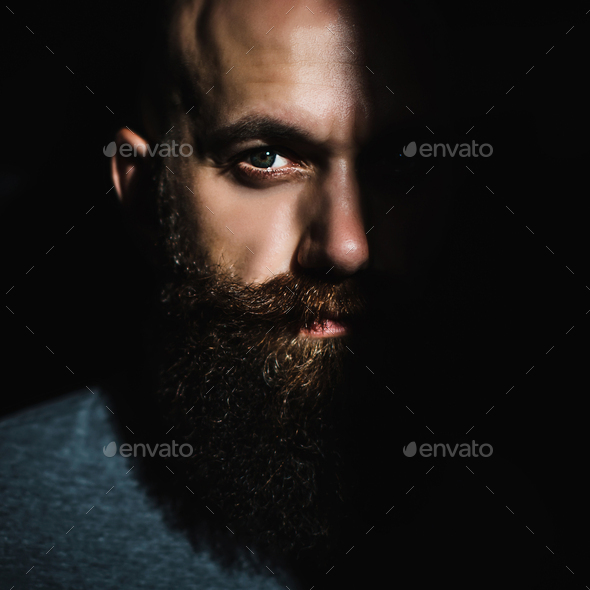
[402,141,417,157]
[103,441,117,457]
[103,141,117,157]
[403,441,418,457]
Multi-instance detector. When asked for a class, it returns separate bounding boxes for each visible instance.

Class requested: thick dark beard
[143,167,367,566]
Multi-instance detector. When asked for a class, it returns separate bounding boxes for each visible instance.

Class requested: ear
[109,128,159,246]
[110,127,150,205]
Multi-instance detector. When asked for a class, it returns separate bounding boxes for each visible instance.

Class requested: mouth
[299,312,350,338]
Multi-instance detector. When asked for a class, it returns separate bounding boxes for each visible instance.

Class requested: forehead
[168,0,446,142]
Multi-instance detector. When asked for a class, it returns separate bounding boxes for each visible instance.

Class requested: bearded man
[1,1,456,587]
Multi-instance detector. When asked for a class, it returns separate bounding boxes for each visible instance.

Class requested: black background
[1,0,589,588]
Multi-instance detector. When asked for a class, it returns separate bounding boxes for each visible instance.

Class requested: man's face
[113,0,451,568]
[138,0,450,300]
[170,0,371,292]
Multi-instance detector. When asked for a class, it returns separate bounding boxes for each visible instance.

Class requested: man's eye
[248,148,289,169]
[228,146,309,185]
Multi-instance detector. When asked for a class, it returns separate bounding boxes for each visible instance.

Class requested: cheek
[186,169,303,282]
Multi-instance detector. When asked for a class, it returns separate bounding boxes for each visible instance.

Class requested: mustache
[165,268,366,335]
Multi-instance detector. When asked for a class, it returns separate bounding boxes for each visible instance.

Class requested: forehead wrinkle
[172,0,361,91]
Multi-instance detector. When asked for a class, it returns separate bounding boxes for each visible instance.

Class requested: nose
[296,160,370,277]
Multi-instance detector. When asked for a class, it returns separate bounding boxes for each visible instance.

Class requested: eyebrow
[203,115,317,153]
[201,113,455,158]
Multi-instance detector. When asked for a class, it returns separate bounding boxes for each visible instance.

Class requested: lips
[299,313,350,338]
